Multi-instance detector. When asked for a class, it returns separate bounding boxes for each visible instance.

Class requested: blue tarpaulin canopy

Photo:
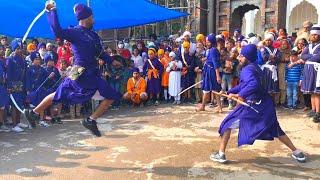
[0,0,188,39]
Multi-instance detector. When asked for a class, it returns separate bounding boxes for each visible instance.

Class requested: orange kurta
[127,77,147,104]
[160,55,170,87]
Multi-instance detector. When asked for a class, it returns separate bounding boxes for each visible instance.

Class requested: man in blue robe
[210,44,306,164]
[196,34,222,112]
[26,52,47,107]
[27,2,121,137]
[7,39,29,133]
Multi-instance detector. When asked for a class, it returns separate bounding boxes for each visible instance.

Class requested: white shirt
[131,55,144,72]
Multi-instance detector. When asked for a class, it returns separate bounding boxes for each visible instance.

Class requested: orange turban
[27,43,36,53]
[221,31,229,39]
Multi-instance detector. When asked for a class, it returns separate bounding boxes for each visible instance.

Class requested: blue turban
[44,52,58,64]
[74,3,93,21]
[240,44,257,63]
[30,52,41,62]
[37,42,46,50]
[206,33,216,46]
[11,38,23,51]
[234,29,241,33]
[165,47,172,52]
[237,35,245,42]
[133,68,140,73]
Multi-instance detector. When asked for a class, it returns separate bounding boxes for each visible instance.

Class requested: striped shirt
[285,63,303,82]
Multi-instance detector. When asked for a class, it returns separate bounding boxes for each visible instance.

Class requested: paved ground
[0,104,319,180]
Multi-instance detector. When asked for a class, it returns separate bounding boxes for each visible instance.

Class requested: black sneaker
[313,113,320,123]
[307,110,316,117]
[209,152,227,163]
[291,152,306,163]
[25,109,38,128]
[55,117,63,124]
[81,118,101,137]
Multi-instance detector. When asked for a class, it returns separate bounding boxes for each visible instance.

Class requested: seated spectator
[123,68,148,106]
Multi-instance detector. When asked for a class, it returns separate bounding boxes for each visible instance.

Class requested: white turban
[248,36,259,45]
[183,31,192,38]
[169,52,176,58]
[264,33,275,41]
[310,24,320,36]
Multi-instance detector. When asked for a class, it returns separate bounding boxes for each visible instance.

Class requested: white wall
[286,0,320,32]
[243,9,259,37]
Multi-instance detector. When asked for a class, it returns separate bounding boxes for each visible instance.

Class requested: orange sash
[147,59,159,80]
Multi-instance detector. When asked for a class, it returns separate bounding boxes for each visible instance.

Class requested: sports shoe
[282,104,291,109]
[228,104,233,110]
[81,118,101,137]
[0,125,11,132]
[291,151,306,163]
[12,125,24,133]
[39,120,50,128]
[313,113,320,123]
[209,152,227,163]
[17,123,28,129]
[307,110,316,118]
[25,110,39,128]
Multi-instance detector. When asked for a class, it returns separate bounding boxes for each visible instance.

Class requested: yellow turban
[196,34,205,43]
[158,49,164,56]
[182,41,190,49]
[148,48,156,55]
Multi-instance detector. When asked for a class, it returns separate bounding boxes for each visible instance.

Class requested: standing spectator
[225,38,235,52]
[261,33,281,103]
[131,48,144,73]
[300,25,320,123]
[293,38,310,111]
[181,31,196,56]
[180,41,195,103]
[277,39,291,106]
[159,49,170,102]
[197,34,222,112]
[285,50,303,109]
[108,59,123,110]
[0,47,9,131]
[143,48,163,106]
[167,52,182,105]
[295,21,313,45]
[194,43,206,103]
[117,41,131,61]
[6,39,28,132]
[37,42,47,60]
[26,52,50,127]
[221,56,234,110]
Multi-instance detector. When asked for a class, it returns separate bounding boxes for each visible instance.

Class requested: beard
[237,59,250,71]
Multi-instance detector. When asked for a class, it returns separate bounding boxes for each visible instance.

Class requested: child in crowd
[159,49,171,102]
[167,52,182,105]
[285,50,303,109]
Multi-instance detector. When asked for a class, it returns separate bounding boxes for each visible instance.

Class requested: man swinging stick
[209,44,307,163]
[26,1,122,137]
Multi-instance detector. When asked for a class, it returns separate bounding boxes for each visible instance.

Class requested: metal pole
[87,0,90,7]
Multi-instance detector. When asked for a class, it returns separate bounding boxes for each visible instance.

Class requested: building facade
[207,0,320,37]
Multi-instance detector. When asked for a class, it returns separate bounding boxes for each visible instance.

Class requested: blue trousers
[286,81,298,107]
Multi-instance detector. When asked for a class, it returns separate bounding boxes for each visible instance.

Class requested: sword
[178,80,203,96]
[22,0,56,42]
[212,91,261,114]
[35,72,55,92]
[9,94,33,129]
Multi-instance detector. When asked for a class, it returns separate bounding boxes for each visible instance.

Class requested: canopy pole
[87,0,90,7]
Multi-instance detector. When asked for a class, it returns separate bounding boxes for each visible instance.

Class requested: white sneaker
[12,126,24,133]
[17,123,29,129]
[39,121,50,128]
[0,125,11,132]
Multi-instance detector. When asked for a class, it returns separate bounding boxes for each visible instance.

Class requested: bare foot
[215,108,223,113]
